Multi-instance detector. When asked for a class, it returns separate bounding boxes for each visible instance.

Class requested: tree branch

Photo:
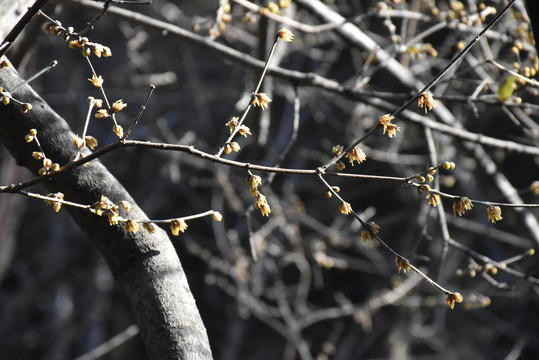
[0,63,213,360]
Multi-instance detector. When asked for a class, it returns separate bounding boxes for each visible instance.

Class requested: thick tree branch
[0,63,213,360]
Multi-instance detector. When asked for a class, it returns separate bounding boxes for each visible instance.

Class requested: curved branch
[0,63,213,360]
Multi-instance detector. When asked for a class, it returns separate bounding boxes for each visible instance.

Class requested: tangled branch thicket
[1,0,539,359]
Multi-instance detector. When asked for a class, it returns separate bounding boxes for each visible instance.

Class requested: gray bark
[0,61,213,359]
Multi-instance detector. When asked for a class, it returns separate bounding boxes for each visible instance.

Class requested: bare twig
[123,84,155,139]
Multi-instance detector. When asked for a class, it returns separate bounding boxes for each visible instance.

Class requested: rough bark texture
[0,62,213,360]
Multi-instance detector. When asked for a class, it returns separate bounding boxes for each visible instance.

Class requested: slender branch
[363,96,539,157]
[448,237,539,285]
[20,190,92,210]
[315,173,457,296]
[85,56,119,128]
[318,0,519,170]
[73,325,140,360]
[299,275,422,329]
[77,0,113,37]
[73,100,95,161]
[424,126,451,283]
[216,33,283,157]
[12,60,58,91]
[390,0,518,118]
[0,139,121,194]
[63,0,539,159]
[123,84,155,139]
[487,58,539,87]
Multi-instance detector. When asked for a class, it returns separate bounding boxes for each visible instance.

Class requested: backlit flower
[453,197,473,216]
[255,193,271,216]
[88,74,104,88]
[171,219,188,236]
[85,136,98,150]
[487,205,502,223]
[339,201,352,215]
[32,152,45,160]
[119,201,131,211]
[224,141,240,154]
[427,193,441,207]
[102,46,112,57]
[395,256,410,273]
[94,195,114,215]
[107,211,119,225]
[226,117,239,133]
[112,99,127,112]
[113,125,124,138]
[278,28,294,42]
[43,158,52,169]
[252,93,272,110]
[92,44,104,57]
[347,146,366,166]
[379,114,400,138]
[418,92,436,113]
[446,292,464,309]
[238,125,252,137]
[212,211,223,221]
[361,222,380,243]
[89,97,103,108]
[69,39,84,48]
[332,145,344,156]
[74,135,84,149]
[95,109,110,118]
[378,114,394,127]
[45,192,64,213]
[125,220,139,233]
[384,123,400,138]
[260,203,272,216]
[142,222,155,233]
[247,173,262,196]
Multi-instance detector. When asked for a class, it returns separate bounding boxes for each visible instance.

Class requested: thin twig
[4,138,539,212]
[424,126,451,283]
[123,84,155,139]
[315,173,457,296]
[447,237,539,285]
[73,324,140,360]
[84,56,118,127]
[77,0,113,37]
[487,58,539,87]
[216,33,283,157]
[319,0,519,170]
[73,100,96,161]
[20,190,92,210]
[12,60,58,91]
